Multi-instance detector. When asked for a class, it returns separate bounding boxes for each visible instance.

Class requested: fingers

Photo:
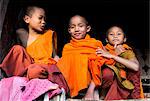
[117,45,125,51]
[103,46,107,51]
[39,69,48,79]
[115,45,125,55]
[41,70,48,75]
[114,44,117,49]
[27,64,49,79]
[96,47,103,51]
[96,47,103,54]
[39,74,48,79]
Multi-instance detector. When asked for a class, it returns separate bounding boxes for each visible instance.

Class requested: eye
[109,33,114,36]
[69,26,75,29]
[39,16,43,19]
[39,15,45,20]
[79,24,85,27]
[117,32,122,35]
[78,24,86,27]
[79,25,83,27]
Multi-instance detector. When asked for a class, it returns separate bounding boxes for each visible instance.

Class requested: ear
[23,15,30,23]
[86,26,91,32]
[68,28,71,34]
[105,38,108,43]
[123,37,127,42]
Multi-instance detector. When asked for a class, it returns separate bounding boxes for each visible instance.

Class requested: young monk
[96,26,144,100]
[0,5,69,100]
[57,15,114,100]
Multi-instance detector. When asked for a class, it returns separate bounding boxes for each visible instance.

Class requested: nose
[75,26,79,32]
[113,34,118,38]
[41,19,46,25]
[114,35,117,38]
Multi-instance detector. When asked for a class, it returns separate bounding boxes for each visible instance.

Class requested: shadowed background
[1,0,149,58]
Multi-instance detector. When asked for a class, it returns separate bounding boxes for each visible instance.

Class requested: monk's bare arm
[96,48,139,71]
[111,54,139,71]
[52,31,60,62]
[16,28,28,47]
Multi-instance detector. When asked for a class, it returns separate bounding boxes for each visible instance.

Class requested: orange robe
[0,29,69,93]
[57,34,114,97]
[26,29,56,65]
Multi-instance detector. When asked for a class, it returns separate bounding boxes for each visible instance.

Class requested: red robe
[0,29,69,93]
[101,44,144,100]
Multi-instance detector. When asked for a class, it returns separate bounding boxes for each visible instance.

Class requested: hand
[53,55,60,62]
[115,45,126,55]
[96,47,114,59]
[27,64,48,79]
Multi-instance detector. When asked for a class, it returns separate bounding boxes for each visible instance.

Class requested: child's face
[68,16,90,40]
[107,26,125,46]
[25,8,46,32]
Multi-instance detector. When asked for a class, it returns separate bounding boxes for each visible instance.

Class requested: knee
[11,45,25,53]
[12,45,23,50]
[102,68,114,83]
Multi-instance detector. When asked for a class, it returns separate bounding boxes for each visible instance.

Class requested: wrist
[111,54,116,59]
[54,55,59,58]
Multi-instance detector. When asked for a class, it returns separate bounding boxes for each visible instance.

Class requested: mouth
[113,39,119,42]
[74,33,81,36]
[41,25,45,30]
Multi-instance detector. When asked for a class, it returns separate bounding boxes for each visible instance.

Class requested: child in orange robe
[0,6,69,95]
[96,26,144,100]
[57,15,114,100]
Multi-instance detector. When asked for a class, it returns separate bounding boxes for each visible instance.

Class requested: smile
[113,39,119,41]
[74,33,81,36]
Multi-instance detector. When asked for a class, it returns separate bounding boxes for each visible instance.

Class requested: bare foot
[83,92,94,100]
[83,81,95,100]
[94,89,99,100]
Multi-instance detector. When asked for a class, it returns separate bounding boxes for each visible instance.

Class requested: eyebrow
[78,23,85,25]
[70,23,85,26]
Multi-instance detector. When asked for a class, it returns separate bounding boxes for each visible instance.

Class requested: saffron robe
[0,29,69,93]
[26,29,56,65]
[101,44,144,100]
[57,34,114,97]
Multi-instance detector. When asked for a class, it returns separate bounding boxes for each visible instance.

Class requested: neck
[28,27,42,36]
[26,28,41,47]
